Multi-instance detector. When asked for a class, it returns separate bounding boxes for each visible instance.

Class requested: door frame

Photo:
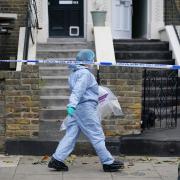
[146,0,151,39]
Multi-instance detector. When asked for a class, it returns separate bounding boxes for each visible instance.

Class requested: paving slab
[13,174,62,180]
[112,178,161,180]
[0,155,21,167]
[63,156,111,179]
[0,155,179,180]
[15,156,61,175]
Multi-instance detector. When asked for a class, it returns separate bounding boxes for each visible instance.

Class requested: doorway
[48,0,84,37]
[112,0,149,39]
[132,0,148,39]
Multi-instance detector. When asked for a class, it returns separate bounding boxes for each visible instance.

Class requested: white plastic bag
[98,86,124,120]
[60,86,123,131]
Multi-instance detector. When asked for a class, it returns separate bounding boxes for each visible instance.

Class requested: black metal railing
[142,69,178,130]
[23,0,40,60]
[169,0,180,44]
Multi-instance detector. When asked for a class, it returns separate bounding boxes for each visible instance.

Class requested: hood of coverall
[69,49,95,72]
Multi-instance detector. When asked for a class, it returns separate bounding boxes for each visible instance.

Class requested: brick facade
[0,65,143,152]
[99,67,143,137]
[0,0,28,63]
[165,0,180,25]
[0,65,40,152]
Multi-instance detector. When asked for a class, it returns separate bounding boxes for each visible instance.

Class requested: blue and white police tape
[0,59,180,70]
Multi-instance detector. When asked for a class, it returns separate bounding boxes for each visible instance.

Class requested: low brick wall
[99,66,143,137]
[0,65,143,152]
[0,65,39,152]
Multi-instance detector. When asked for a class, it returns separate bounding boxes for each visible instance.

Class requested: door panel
[48,0,84,37]
[112,0,132,39]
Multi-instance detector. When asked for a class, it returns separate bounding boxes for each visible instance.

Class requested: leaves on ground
[2,160,14,163]
[127,161,134,167]
[32,155,50,165]
[65,154,77,165]
[82,162,89,165]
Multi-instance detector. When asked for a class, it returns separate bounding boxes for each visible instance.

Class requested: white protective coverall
[53,64,114,165]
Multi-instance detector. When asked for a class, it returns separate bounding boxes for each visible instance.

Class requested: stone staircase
[113,39,174,64]
[37,38,177,141]
[5,38,180,156]
[37,38,91,59]
[37,38,92,141]
[113,39,180,128]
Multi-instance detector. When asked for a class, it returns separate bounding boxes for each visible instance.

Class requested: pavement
[0,155,179,180]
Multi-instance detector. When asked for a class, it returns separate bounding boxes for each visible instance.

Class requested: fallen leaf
[82,162,89,164]
[41,155,49,161]
[162,160,176,163]
[128,161,134,166]
[155,161,162,164]
[32,155,49,165]
[2,161,14,163]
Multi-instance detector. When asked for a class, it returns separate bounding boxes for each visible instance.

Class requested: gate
[142,69,179,129]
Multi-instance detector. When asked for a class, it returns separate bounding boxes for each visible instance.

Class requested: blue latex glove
[67,106,76,116]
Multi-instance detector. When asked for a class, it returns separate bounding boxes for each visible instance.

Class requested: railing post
[23,0,40,60]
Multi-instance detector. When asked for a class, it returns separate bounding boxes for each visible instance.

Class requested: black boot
[103,160,124,172]
[48,157,68,171]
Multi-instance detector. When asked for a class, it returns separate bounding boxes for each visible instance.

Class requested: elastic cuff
[52,154,65,163]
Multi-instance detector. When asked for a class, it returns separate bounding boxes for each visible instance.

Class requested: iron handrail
[170,0,180,44]
[23,0,40,60]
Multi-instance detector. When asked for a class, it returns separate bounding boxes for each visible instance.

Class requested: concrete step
[39,66,70,76]
[40,76,68,86]
[39,121,88,141]
[40,86,69,96]
[5,137,119,155]
[120,135,180,156]
[113,39,161,43]
[37,42,89,51]
[115,51,172,60]
[37,49,79,59]
[40,96,69,108]
[39,121,65,140]
[114,42,169,51]
[47,38,86,43]
[5,135,180,156]
[39,66,69,70]
[40,108,66,119]
[116,59,175,64]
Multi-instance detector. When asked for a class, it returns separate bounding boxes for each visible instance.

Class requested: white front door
[112,0,132,39]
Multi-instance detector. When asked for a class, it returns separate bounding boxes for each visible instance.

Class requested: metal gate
[142,69,179,129]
